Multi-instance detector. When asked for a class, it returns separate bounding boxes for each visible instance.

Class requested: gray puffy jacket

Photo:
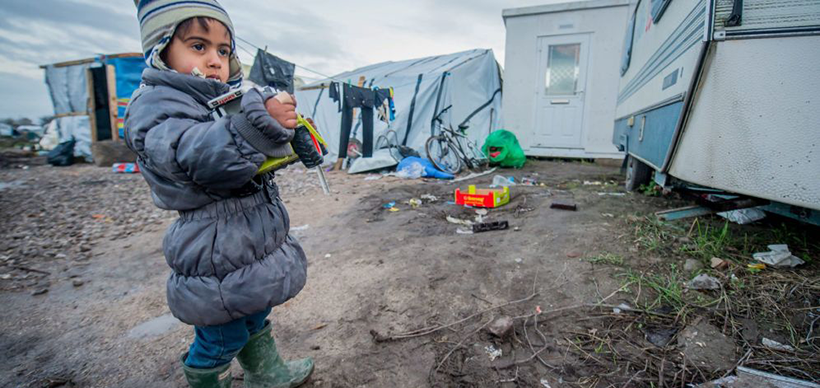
[124,69,307,326]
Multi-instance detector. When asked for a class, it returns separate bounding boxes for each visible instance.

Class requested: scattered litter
[420,194,438,202]
[717,207,766,225]
[583,181,602,186]
[550,200,577,211]
[686,274,721,290]
[598,192,626,197]
[324,253,332,258]
[290,224,310,231]
[484,345,502,361]
[396,156,454,179]
[446,201,456,205]
[514,258,523,264]
[472,220,509,233]
[761,337,795,351]
[446,216,473,226]
[112,162,139,173]
[475,209,488,216]
[513,227,520,232]
[601,213,615,218]
[407,198,422,208]
[363,175,383,181]
[388,207,400,212]
[699,376,738,387]
[747,263,766,271]
[540,379,552,388]
[488,316,514,338]
[0,274,10,280]
[753,244,805,268]
[382,201,396,209]
[451,167,497,183]
[521,177,539,186]
[456,228,474,235]
[612,303,631,314]
[395,159,424,179]
[490,175,516,187]
[711,257,729,270]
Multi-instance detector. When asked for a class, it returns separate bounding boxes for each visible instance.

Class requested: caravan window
[651,0,672,23]
[620,3,638,76]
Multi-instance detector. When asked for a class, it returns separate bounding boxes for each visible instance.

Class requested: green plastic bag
[482,129,526,168]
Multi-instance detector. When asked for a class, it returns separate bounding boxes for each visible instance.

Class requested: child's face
[164,19,231,83]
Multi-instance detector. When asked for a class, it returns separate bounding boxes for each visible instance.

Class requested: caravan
[613,0,820,220]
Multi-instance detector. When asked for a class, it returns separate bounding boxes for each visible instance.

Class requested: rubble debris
[420,194,438,202]
[550,200,577,211]
[717,207,766,225]
[472,221,509,233]
[711,257,730,270]
[761,337,795,352]
[753,244,805,268]
[446,216,473,226]
[487,316,514,338]
[484,345,502,361]
[686,274,721,290]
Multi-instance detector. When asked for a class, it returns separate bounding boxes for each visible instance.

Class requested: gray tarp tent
[294,49,503,162]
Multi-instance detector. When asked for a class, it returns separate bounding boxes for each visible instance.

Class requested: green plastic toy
[482,129,526,168]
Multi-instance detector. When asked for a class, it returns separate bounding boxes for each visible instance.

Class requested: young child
[125,1,322,387]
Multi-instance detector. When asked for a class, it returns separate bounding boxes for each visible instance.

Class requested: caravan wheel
[625,155,652,191]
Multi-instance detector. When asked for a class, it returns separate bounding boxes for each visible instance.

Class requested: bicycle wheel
[426,135,462,174]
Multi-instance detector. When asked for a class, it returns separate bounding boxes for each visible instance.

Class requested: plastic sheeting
[106,56,147,138]
[45,64,89,115]
[295,49,503,162]
[43,55,146,160]
[55,116,92,161]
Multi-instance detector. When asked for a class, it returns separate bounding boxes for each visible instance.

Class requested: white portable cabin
[612,0,820,217]
[502,0,630,159]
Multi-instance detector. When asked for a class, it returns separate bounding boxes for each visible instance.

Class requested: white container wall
[502,0,629,159]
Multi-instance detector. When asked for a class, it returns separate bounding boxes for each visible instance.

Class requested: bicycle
[425,106,488,174]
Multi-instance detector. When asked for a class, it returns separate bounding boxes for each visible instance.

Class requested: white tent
[295,49,503,162]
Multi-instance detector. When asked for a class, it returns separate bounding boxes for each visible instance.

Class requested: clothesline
[235,35,342,83]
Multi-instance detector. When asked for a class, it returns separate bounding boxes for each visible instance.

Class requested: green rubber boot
[180,353,233,388]
[236,322,314,388]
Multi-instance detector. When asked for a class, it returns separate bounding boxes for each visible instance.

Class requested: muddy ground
[1,158,817,388]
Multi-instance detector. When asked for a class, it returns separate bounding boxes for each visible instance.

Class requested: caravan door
[533,33,590,149]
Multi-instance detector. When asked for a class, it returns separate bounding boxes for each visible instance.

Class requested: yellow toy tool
[256,113,331,194]
[208,89,330,194]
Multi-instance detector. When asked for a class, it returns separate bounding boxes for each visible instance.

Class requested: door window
[545,43,580,95]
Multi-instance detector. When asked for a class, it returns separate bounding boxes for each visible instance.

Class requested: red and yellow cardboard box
[454,185,510,208]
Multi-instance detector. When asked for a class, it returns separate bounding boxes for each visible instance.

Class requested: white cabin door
[534,33,589,149]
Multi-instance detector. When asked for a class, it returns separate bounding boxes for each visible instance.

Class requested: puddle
[127,313,181,339]
[0,180,26,191]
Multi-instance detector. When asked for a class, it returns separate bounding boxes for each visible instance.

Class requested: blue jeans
[185,307,272,369]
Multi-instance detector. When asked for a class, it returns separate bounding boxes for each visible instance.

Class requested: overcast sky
[0,0,571,121]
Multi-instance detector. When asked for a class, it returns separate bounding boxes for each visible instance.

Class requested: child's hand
[265,93,298,129]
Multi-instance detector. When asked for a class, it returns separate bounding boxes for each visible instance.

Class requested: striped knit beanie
[134,0,243,87]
